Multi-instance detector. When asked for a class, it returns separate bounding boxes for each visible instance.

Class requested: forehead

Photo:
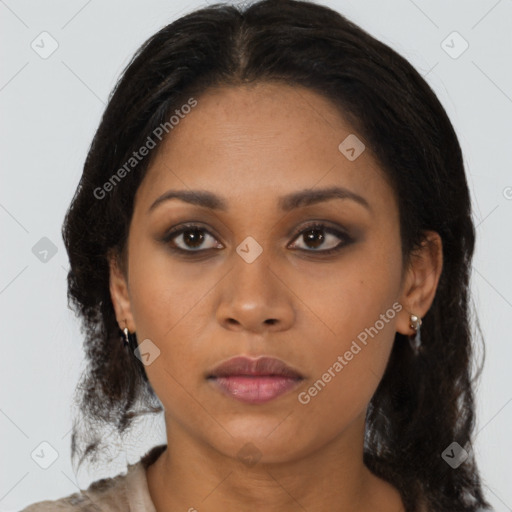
[136,82,394,214]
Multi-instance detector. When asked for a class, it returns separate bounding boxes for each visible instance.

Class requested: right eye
[162,223,223,252]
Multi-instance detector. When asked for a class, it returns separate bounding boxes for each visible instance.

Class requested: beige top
[20,444,167,512]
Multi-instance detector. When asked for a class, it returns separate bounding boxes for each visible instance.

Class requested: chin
[204,420,310,465]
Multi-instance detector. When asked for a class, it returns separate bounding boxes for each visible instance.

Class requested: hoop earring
[408,313,422,354]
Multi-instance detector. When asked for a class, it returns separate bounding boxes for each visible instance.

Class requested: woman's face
[110,82,423,463]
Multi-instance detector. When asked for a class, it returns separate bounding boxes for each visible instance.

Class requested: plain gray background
[1,0,511,510]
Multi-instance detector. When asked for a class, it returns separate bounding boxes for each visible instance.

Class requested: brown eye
[180,227,206,249]
[302,227,326,249]
[163,224,222,252]
[289,222,352,254]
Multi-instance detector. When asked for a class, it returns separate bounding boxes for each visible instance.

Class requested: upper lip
[207,356,304,379]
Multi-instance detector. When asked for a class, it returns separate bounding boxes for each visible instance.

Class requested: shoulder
[20,444,167,512]
[19,470,133,512]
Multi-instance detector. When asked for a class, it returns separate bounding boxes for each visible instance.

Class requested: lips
[207,355,304,379]
[206,356,304,404]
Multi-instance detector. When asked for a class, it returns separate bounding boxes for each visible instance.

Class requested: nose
[215,254,295,335]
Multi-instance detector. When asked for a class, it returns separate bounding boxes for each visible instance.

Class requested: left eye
[289,223,351,253]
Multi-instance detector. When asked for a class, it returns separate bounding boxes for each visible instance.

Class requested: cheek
[126,260,209,418]
[295,285,399,439]
[295,235,402,344]
[125,241,213,389]
[127,234,212,338]
[294,243,402,416]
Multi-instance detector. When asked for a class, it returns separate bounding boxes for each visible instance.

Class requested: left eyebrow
[147,185,371,214]
[278,186,371,213]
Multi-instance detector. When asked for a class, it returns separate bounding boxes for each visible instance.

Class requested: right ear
[108,249,136,333]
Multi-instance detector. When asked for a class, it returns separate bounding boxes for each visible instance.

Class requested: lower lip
[208,376,303,404]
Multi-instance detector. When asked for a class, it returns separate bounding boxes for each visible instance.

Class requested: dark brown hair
[62,1,491,510]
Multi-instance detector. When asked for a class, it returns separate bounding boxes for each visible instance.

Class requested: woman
[22,0,492,510]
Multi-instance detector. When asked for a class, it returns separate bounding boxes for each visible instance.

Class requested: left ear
[396,230,443,336]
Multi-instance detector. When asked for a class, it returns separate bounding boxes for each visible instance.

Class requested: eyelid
[288,220,350,240]
[287,221,353,251]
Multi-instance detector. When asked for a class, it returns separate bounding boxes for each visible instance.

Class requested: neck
[146,411,403,512]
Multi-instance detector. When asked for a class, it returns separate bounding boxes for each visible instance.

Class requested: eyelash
[160,221,353,257]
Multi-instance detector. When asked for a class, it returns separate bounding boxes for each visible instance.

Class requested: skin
[109,82,442,512]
